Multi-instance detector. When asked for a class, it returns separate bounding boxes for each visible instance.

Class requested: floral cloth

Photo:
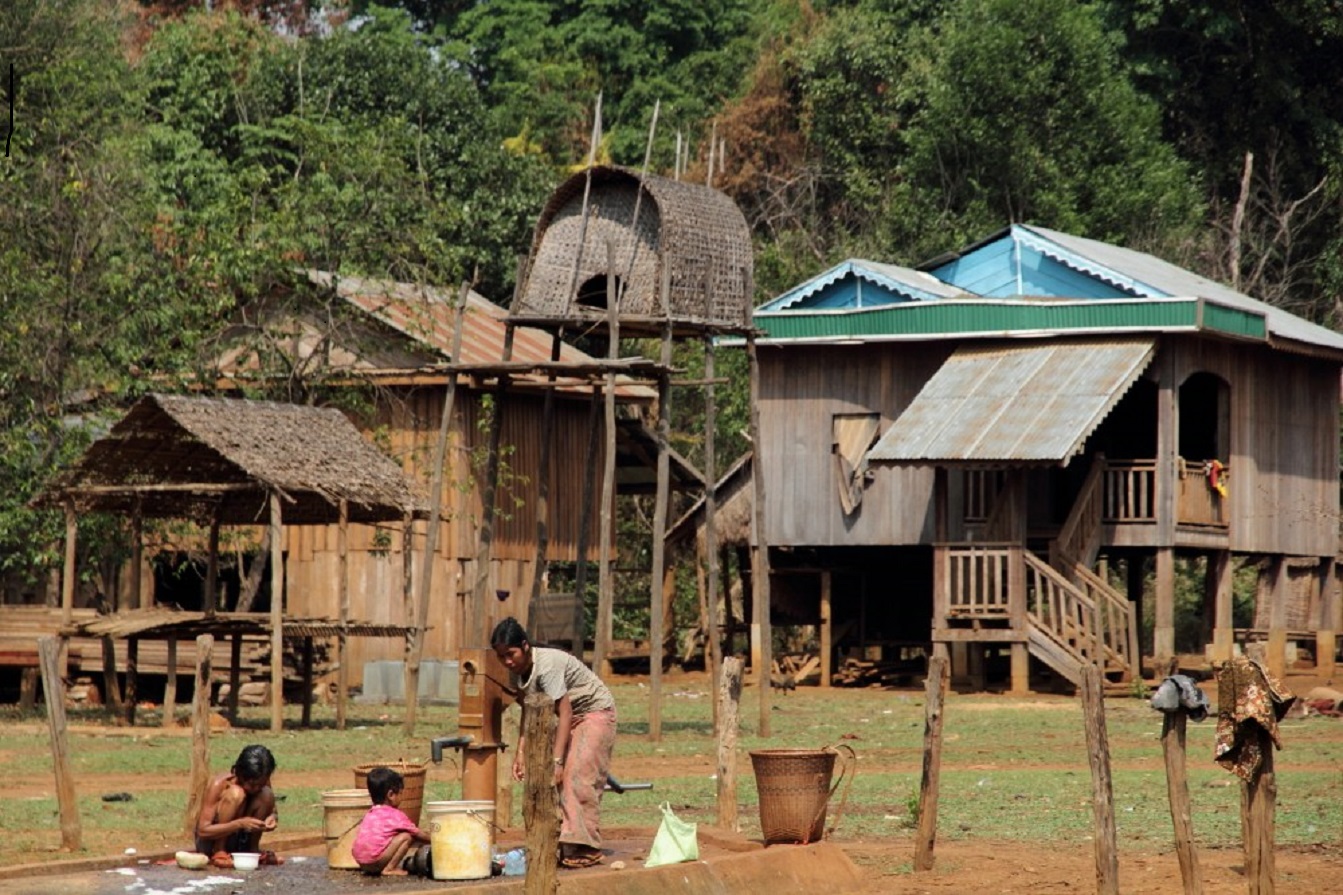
[1213,657,1295,782]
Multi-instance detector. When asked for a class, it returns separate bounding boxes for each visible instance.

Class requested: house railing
[1177,458,1228,527]
[1051,454,1106,569]
[1102,460,1157,523]
[1023,551,1102,666]
[1069,562,1138,681]
[939,543,1014,619]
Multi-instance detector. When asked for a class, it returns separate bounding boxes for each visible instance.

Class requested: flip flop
[559,852,603,869]
[209,852,234,870]
[259,850,284,866]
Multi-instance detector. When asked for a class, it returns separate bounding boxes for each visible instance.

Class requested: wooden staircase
[935,456,1139,689]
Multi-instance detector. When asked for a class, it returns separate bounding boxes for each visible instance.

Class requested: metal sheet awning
[867,338,1156,465]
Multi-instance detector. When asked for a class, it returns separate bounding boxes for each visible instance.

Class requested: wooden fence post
[1081,665,1119,895]
[914,655,948,871]
[522,691,559,895]
[183,634,214,838]
[39,636,81,851]
[1158,660,1203,895]
[717,656,743,830]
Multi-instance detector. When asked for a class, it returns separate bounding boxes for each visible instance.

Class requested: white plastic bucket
[426,800,495,880]
[321,789,371,870]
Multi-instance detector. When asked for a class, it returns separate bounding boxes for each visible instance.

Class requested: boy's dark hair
[366,766,404,805]
[490,616,529,649]
[233,744,276,783]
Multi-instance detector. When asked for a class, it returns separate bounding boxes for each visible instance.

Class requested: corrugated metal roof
[1018,225,1343,354]
[758,259,966,312]
[867,338,1155,465]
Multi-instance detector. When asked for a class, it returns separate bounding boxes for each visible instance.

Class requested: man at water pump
[491,617,617,869]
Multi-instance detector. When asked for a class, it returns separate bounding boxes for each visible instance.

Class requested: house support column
[1267,557,1288,679]
[1154,547,1176,667]
[950,643,970,688]
[1209,549,1235,662]
[819,570,832,687]
[1316,558,1337,680]
[1009,543,1029,695]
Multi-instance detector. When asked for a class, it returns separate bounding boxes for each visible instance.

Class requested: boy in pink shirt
[351,766,430,875]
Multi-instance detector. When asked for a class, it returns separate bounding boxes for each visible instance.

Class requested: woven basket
[352,760,428,827]
[749,749,838,845]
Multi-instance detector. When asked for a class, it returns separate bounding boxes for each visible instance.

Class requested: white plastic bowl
[232,852,260,871]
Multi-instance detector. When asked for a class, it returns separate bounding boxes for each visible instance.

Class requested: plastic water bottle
[502,848,526,876]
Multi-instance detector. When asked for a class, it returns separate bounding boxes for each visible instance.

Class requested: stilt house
[752,224,1343,691]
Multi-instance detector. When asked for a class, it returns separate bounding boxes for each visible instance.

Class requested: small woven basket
[749,748,838,845]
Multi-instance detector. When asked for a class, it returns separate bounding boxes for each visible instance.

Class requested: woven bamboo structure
[513,165,754,335]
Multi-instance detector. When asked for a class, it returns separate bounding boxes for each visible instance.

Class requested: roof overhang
[867,338,1156,466]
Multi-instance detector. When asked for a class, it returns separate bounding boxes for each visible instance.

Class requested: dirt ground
[6,663,1343,893]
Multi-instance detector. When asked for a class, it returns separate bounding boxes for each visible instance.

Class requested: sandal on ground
[259,850,284,866]
[559,851,603,869]
[209,852,234,870]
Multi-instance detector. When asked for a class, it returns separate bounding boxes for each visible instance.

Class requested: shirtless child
[195,744,283,868]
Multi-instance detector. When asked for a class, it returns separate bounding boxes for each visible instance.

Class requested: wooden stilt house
[752,224,1343,691]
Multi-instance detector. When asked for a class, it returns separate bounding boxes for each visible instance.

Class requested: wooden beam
[1160,658,1204,895]
[716,655,742,831]
[269,490,284,733]
[528,331,564,609]
[703,336,723,690]
[204,507,220,618]
[162,637,178,727]
[1081,665,1120,895]
[1316,558,1337,680]
[1155,547,1176,666]
[301,636,314,728]
[183,634,213,837]
[521,691,559,895]
[747,326,773,738]
[1210,550,1234,662]
[820,571,832,688]
[1267,556,1288,679]
[62,503,76,628]
[129,502,143,611]
[471,319,515,645]
[594,242,620,676]
[648,307,673,741]
[914,655,948,871]
[39,635,81,851]
[572,391,601,658]
[123,636,139,726]
[227,633,242,726]
[336,498,349,731]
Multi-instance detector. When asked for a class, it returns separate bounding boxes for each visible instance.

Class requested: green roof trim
[754,298,1268,343]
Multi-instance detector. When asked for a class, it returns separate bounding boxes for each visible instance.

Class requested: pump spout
[430,735,473,763]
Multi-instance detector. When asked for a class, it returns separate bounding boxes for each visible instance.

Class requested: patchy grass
[3,676,1341,868]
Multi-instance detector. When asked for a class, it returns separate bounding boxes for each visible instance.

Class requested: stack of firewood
[771,653,822,689]
[831,656,911,688]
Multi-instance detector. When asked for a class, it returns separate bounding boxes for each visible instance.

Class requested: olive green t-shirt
[517,647,615,716]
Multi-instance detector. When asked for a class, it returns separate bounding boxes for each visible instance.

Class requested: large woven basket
[749,748,841,845]
[352,760,428,827]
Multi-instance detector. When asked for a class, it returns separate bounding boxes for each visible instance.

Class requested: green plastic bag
[644,801,698,868]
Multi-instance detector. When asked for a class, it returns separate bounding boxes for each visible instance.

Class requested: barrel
[425,800,495,880]
[352,761,428,827]
[321,789,372,869]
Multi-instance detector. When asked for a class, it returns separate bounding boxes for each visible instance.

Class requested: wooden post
[336,498,349,731]
[1241,727,1277,894]
[19,667,38,712]
[162,637,178,727]
[1210,550,1234,663]
[914,655,948,871]
[204,507,220,617]
[301,636,315,728]
[183,634,214,837]
[129,502,143,611]
[716,655,743,830]
[39,635,81,851]
[1317,558,1337,680]
[100,632,123,716]
[820,571,832,687]
[703,337,723,686]
[746,328,772,738]
[471,320,515,645]
[268,490,284,733]
[1009,543,1029,694]
[1160,669,1203,895]
[522,691,560,895]
[227,633,242,726]
[594,243,620,676]
[1267,557,1288,679]
[649,313,673,741]
[61,503,76,628]
[408,281,470,736]
[932,469,949,664]
[1155,547,1176,668]
[573,392,601,660]
[529,332,564,609]
[123,636,139,726]
[1081,665,1120,895]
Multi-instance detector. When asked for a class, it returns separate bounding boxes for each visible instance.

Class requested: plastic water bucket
[352,761,428,827]
[426,800,495,880]
[321,789,371,869]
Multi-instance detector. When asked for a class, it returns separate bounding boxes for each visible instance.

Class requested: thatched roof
[513,166,754,335]
[35,393,425,525]
[666,452,754,550]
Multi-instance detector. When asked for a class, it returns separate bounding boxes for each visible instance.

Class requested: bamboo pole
[301,637,314,728]
[573,391,600,659]
[522,691,560,895]
[61,502,76,628]
[124,637,139,725]
[914,655,948,870]
[471,315,516,644]
[528,332,564,608]
[703,304,722,699]
[1081,665,1120,895]
[336,498,349,730]
[593,242,620,676]
[129,501,142,611]
[162,637,178,727]
[204,507,220,617]
[407,280,470,736]
[746,326,772,738]
[183,634,214,837]
[268,490,284,733]
[227,633,241,726]
[716,655,743,830]
[39,635,81,850]
[648,275,674,741]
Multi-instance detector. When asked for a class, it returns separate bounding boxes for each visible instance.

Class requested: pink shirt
[351,804,423,865]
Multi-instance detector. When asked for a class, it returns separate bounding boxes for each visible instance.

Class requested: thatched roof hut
[35,393,425,525]
[512,166,754,335]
